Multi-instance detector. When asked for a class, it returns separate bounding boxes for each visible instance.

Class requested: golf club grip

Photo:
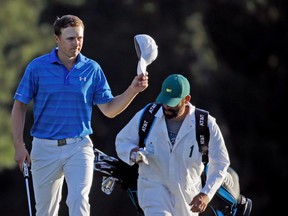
[23,161,29,178]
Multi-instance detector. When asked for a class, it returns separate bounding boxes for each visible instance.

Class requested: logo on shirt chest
[79,76,87,82]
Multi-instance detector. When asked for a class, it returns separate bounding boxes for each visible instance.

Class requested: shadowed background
[0,0,286,215]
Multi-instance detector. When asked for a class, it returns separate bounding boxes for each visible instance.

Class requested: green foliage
[50,0,86,6]
[0,110,15,170]
[0,0,54,170]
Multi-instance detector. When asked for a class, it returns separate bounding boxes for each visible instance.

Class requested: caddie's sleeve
[200,115,230,201]
[115,110,143,165]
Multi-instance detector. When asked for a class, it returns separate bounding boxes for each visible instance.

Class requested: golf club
[23,161,33,216]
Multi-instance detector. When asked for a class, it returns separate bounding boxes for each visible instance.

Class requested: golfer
[11,14,148,216]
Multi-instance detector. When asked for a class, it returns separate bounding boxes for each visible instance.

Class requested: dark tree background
[0,0,286,215]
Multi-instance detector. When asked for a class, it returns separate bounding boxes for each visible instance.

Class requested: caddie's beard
[163,107,180,119]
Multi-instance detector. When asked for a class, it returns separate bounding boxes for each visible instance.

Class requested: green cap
[156,74,190,107]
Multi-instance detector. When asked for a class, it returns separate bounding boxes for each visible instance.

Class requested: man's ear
[185,95,191,103]
[54,35,60,43]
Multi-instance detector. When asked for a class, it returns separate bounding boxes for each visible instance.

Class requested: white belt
[34,137,84,146]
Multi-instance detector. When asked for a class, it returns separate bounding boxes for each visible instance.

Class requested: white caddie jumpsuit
[115,103,230,216]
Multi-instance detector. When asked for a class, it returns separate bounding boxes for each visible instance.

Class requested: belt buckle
[57,139,67,146]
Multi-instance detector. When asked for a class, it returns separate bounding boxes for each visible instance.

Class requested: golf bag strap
[195,108,210,165]
[195,108,209,187]
[138,102,162,148]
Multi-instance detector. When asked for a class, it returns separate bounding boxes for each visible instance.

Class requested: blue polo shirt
[14,48,114,139]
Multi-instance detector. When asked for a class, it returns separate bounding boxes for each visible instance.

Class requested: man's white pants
[30,136,95,216]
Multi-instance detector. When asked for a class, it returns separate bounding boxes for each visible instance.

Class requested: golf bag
[94,103,252,216]
[94,149,143,214]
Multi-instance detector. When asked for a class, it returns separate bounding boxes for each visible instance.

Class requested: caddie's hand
[130,148,149,164]
[131,73,149,93]
[190,192,209,213]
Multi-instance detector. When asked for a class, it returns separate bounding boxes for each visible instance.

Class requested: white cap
[134,34,158,75]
